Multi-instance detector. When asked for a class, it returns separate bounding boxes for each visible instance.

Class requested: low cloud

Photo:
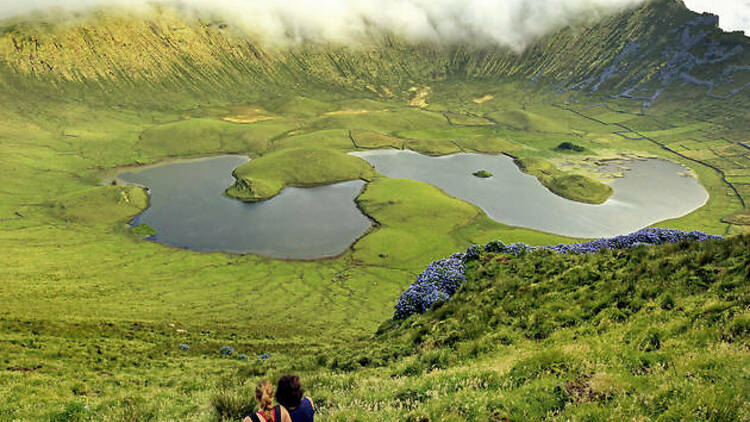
[1,0,647,51]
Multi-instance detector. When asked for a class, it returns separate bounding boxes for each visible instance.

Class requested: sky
[684,0,750,33]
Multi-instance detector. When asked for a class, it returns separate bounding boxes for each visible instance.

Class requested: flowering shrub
[464,245,482,262]
[394,280,450,320]
[179,343,190,351]
[483,240,507,253]
[503,242,531,256]
[393,228,721,320]
[522,228,721,255]
[257,352,272,362]
[219,345,235,356]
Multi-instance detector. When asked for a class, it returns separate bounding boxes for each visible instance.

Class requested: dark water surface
[352,150,708,238]
[117,155,371,259]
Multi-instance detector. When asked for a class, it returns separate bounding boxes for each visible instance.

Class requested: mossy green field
[1,0,749,420]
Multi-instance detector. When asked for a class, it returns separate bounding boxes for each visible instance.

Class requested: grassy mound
[50,185,148,225]
[226,148,376,201]
[515,157,614,204]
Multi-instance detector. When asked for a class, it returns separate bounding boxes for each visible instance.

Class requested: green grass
[226,148,376,201]
[0,1,749,419]
[0,78,745,418]
[349,130,405,150]
[514,157,614,204]
[489,108,570,133]
[352,178,570,269]
[396,125,523,155]
[137,118,296,158]
[211,235,750,421]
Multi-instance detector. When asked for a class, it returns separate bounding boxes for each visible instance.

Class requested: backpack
[248,406,281,422]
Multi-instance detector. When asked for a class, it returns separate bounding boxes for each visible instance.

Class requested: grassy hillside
[0,0,746,102]
[0,0,749,419]
[208,234,750,421]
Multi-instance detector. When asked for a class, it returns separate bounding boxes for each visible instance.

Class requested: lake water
[117,155,371,259]
[117,151,709,258]
[351,150,709,238]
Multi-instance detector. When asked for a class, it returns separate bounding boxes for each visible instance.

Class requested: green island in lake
[472,170,494,178]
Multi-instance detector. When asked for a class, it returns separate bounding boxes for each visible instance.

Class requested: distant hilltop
[0,0,747,104]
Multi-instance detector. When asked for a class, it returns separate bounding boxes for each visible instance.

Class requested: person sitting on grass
[276,375,315,422]
[244,380,292,422]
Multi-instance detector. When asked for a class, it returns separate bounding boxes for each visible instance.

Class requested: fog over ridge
[0,0,650,51]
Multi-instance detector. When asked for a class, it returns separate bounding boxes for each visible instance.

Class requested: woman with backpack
[244,380,292,422]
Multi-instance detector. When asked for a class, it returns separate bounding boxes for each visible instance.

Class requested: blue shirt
[287,398,314,422]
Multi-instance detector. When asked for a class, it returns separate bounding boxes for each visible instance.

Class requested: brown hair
[275,375,304,409]
[255,380,275,420]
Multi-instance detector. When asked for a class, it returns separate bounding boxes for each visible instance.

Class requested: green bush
[503,351,578,388]
[210,388,256,421]
[556,141,586,152]
[49,402,90,422]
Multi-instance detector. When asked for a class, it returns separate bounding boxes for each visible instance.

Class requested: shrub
[112,397,157,422]
[556,141,586,152]
[638,329,662,352]
[49,402,89,422]
[660,294,675,310]
[210,388,255,421]
[393,254,465,320]
[483,240,506,253]
[723,313,749,343]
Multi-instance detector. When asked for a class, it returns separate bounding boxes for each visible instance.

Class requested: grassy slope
[0,0,748,419]
[213,235,750,421]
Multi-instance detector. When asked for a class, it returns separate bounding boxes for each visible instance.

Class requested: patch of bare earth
[473,94,494,104]
[324,109,373,116]
[222,106,275,124]
[408,86,431,108]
